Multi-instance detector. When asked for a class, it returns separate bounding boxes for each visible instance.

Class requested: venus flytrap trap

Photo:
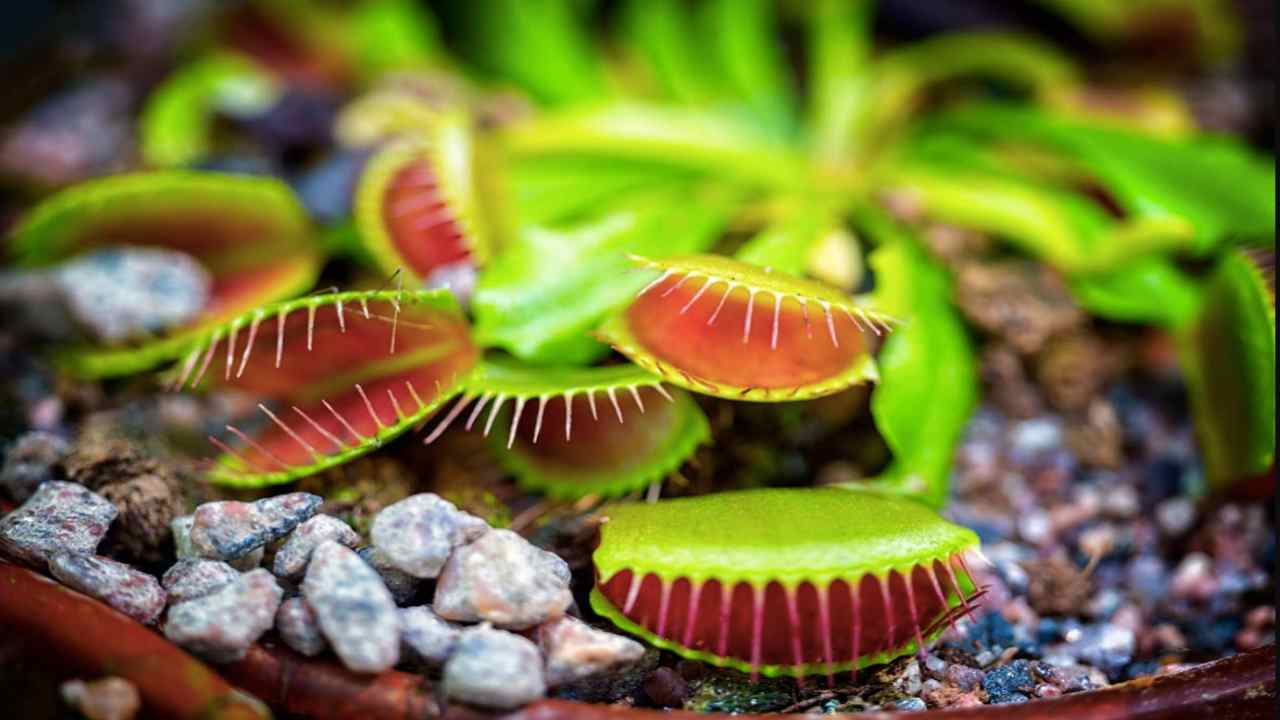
[590,487,983,682]
[1181,248,1276,492]
[423,358,709,499]
[168,288,478,487]
[599,254,894,401]
[8,170,321,378]
[353,112,492,285]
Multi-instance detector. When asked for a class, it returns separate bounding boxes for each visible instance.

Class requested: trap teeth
[601,254,893,401]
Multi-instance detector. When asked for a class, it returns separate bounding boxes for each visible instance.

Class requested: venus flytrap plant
[8,170,321,378]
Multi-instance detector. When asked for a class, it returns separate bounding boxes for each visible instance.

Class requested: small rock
[1069,623,1135,676]
[0,431,68,502]
[538,615,646,686]
[52,248,212,344]
[953,259,1083,355]
[357,546,420,604]
[399,605,463,665]
[1036,332,1109,412]
[642,667,689,708]
[434,529,572,629]
[172,514,262,571]
[944,663,985,691]
[1100,484,1140,519]
[892,697,927,712]
[982,660,1036,704]
[1043,663,1105,693]
[161,559,240,604]
[276,597,327,657]
[189,493,320,561]
[272,515,360,579]
[1170,552,1217,602]
[443,624,546,709]
[1156,498,1197,537]
[164,569,282,663]
[48,552,166,625]
[60,677,141,720]
[370,493,488,578]
[303,541,399,673]
[0,481,116,566]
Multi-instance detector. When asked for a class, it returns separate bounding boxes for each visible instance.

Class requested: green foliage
[861,211,978,509]
[930,103,1275,251]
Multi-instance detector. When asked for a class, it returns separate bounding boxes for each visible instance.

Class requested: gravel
[538,615,646,686]
[48,552,166,624]
[189,493,321,561]
[161,559,240,604]
[370,493,489,579]
[303,540,400,673]
[399,605,463,665]
[434,529,572,629]
[357,546,421,605]
[276,596,327,657]
[443,624,546,709]
[272,514,361,579]
[172,514,262,571]
[0,431,68,503]
[0,481,116,567]
[164,568,283,663]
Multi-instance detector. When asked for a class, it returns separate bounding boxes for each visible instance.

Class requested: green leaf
[473,184,742,364]
[885,132,1197,273]
[862,210,978,508]
[619,0,722,105]
[502,104,809,190]
[807,0,874,157]
[932,103,1276,251]
[695,0,797,136]
[1069,257,1201,328]
[1180,249,1275,489]
[453,0,607,106]
[851,32,1077,151]
[509,154,697,226]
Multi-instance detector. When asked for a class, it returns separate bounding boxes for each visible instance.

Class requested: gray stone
[273,514,360,579]
[53,248,212,344]
[399,605,462,665]
[0,431,68,502]
[0,481,116,566]
[172,514,262,571]
[276,597,326,657]
[49,552,166,624]
[537,615,645,686]
[164,569,283,663]
[443,625,546,709]
[434,529,571,630]
[370,493,488,578]
[161,559,240,604]
[357,546,420,605]
[188,493,320,561]
[303,541,399,673]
